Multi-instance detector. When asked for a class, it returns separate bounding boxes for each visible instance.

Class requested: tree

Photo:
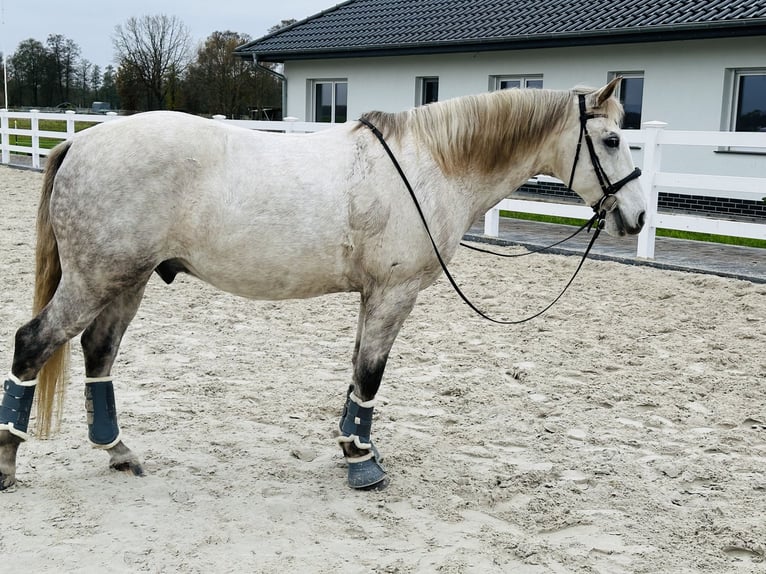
[90,65,102,96]
[99,65,119,109]
[113,14,191,110]
[268,19,297,34]
[114,60,144,111]
[46,34,79,104]
[185,31,264,118]
[8,39,48,106]
[75,59,92,107]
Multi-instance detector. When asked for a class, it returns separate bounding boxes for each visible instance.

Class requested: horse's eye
[604,134,620,149]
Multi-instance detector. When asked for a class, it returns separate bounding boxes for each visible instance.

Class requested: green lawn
[499,210,766,249]
[7,118,98,150]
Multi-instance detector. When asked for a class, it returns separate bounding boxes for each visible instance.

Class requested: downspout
[253,54,287,120]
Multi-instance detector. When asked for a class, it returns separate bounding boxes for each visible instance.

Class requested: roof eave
[235,19,766,63]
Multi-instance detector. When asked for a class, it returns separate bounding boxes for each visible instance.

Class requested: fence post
[283,116,299,134]
[30,109,41,170]
[65,109,76,139]
[484,206,500,236]
[636,121,667,259]
[0,109,8,165]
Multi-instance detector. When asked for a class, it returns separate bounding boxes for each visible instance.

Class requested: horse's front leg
[339,282,419,489]
[80,285,147,478]
[83,377,143,477]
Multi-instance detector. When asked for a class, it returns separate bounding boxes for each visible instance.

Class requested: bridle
[358,91,642,324]
[568,93,642,224]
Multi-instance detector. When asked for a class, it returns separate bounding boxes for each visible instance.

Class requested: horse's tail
[33,140,72,438]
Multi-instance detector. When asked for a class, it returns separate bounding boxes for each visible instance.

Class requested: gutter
[252,55,287,120]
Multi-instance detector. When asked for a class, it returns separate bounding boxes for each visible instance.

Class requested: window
[312,80,347,123]
[491,75,543,90]
[731,70,766,132]
[610,72,644,129]
[417,77,439,105]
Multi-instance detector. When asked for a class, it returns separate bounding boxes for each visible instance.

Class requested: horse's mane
[358,87,623,176]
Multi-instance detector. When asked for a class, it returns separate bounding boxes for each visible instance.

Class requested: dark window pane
[315,83,332,122]
[335,82,348,123]
[620,77,644,129]
[423,78,439,104]
[500,79,521,89]
[735,74,766,132]
[525,79,543,89]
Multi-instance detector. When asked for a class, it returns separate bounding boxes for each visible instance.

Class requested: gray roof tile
[237,0,766,61]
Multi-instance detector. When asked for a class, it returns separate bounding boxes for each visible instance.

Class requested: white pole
[3,52,8,110]
[1,0,8,110]
[635,121,668,259]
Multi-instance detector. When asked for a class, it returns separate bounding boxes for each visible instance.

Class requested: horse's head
[558,78,646,236]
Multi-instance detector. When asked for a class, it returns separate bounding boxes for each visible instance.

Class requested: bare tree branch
[113,14,191,109]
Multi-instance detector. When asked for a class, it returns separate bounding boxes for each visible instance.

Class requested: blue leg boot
[338,391,387,489]
[84,378,121,449]
[0,373,36,441]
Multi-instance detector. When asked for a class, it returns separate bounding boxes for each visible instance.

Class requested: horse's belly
[200,271,353,301]
[170,182,359,299]
[182,247,355,301]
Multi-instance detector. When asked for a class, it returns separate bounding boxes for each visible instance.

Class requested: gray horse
[0,79,644,491]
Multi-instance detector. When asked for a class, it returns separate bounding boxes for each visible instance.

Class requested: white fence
[1,110,764,258]
[0,110,331,169]
[1,110,116,169]
[485,122,766,257]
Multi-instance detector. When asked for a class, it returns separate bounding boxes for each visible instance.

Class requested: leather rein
[358,93,641,325]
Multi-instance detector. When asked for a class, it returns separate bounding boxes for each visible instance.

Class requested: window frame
[490,75,544,91]
[310,79,348,123]
[416,76,439,106]
[609,71,645,130]
[722,68,766,154]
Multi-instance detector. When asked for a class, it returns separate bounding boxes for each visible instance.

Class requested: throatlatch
[84,377,121,449]
[0,373,36,441]
[338,390,387,489]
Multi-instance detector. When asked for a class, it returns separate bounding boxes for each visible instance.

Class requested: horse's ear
[595,77,622,106]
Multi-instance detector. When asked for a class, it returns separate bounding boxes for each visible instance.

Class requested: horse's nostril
[638,211,646,228]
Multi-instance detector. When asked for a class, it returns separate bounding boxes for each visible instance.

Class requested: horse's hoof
[347,456,388,490]
[106,441,144,476]
[0,473,17,491]
[109,459,145,476]
[111,461,145,476]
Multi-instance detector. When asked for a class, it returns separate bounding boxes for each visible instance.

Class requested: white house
[236,0,766,218]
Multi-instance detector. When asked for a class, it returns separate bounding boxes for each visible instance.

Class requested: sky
[1,0,338,70]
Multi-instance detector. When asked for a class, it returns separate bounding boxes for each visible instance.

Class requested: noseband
[567,94,642,225]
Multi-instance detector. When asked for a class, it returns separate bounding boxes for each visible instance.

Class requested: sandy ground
[0,166,764,573]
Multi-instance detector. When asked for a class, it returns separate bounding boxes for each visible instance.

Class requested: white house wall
[283,36,765,179]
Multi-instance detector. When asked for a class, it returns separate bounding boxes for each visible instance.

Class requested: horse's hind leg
[0,287,114,489]
[339,281,419,489]
[80,284,147,476]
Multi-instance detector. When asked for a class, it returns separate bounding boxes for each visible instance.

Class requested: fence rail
[1,110,764,258]
[484,121,766,257]
[0,110,331,169]
[633,122,765,257]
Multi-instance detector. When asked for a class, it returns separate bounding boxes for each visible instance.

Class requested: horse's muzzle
[610,207,645,236]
